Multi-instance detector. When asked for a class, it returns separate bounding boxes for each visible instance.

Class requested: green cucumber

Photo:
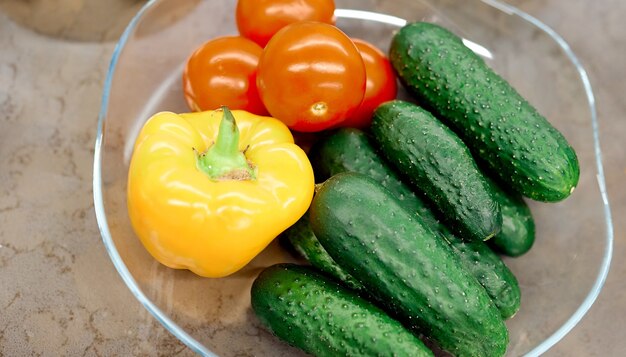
[390,22,579,202]
[310,173,508,357]
[280,212,364,291]
[251,264,434,357]
[486,176,536,257]
[310,128,520,318]
[371,100,501,241]
[448,239,520,319]
[310,128,424,215]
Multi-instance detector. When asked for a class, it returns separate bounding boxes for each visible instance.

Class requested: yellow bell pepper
[127,107,314,278]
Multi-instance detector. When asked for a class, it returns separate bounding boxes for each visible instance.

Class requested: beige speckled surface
[0,0,623,356]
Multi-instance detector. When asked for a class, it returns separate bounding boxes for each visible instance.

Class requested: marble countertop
[0,0,623,355]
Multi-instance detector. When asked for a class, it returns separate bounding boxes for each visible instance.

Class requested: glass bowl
[93,0,613,356]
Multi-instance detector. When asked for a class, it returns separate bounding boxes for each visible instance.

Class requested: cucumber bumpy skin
[390,22,579,202]
[486,176,536,257]
[310,173,509,357]
[372,100,502,242]
[310,128,520,318]
[251,264,434,357]
[280,211,364,291]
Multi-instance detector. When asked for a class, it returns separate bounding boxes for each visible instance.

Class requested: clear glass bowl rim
[92,1,614,356]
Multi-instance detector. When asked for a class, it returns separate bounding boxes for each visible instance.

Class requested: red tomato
[339,39,398,129]
[257,22,366,132]
[182,36,267,115]
[236,0,336,47]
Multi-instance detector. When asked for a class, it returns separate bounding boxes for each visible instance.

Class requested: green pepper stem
[197,107,256,180]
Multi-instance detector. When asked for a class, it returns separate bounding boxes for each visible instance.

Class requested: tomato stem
[197,107,257,180]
